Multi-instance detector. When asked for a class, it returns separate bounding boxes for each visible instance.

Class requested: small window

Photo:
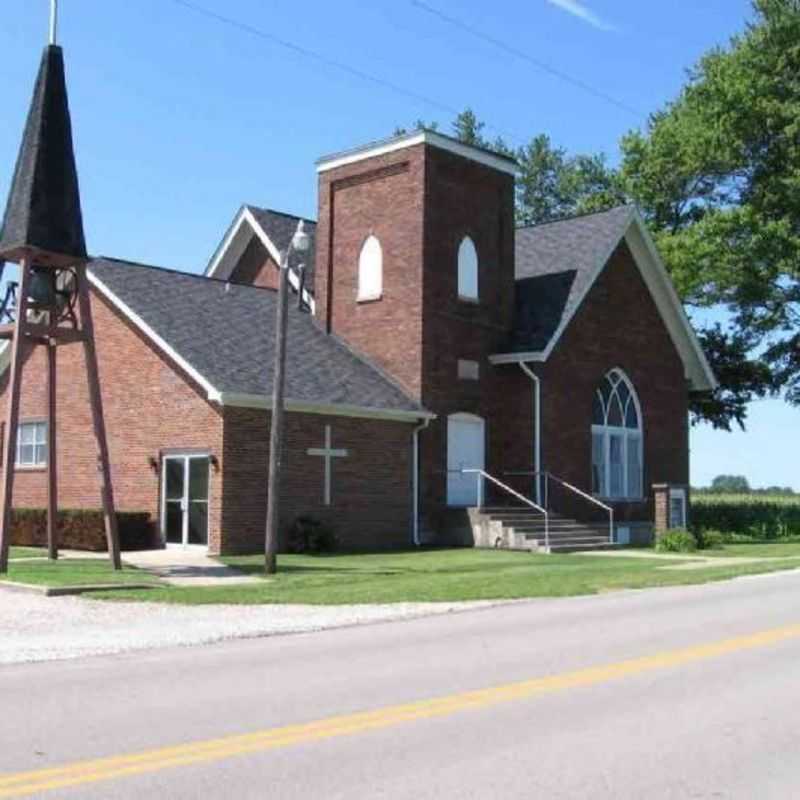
[457,359,480,381]
[357,235,383,302]
[457,236,479,301]
[16,421,47,468]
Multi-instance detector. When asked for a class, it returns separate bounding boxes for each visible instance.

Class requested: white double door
[162,454,210,547]
[447,414,485,507]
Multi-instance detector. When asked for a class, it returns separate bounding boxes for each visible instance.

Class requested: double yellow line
[3,622,800,797]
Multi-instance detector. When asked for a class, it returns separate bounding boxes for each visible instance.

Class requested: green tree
[711,475,752,493]
[620,0,800,427]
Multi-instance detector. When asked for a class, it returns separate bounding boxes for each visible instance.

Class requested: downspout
[519,362,542,506]
[412,418,431,546]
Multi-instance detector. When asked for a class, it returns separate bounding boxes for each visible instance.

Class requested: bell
[28,267,56,307]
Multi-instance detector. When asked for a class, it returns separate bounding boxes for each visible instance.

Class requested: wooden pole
[75,265,121,570]
[264,251,290,575]
[0,260,33,573]
[46,339,58,560]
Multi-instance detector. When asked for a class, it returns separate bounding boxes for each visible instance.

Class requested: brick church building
[0,129,716,554]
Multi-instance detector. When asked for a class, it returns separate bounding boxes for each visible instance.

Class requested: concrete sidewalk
[122,549,261,587]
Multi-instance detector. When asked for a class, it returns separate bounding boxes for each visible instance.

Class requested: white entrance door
[447,414,485,506]
[161,455,210,548]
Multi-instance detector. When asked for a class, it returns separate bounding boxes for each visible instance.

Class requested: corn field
[692,493,800,539]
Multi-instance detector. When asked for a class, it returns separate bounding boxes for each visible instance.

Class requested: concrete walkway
[122,549,261,586]
[579,548,800,571]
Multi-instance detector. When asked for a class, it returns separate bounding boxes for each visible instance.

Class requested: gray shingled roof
[246,206,317,292]
[511,205,634,352]
[88,258,425,415]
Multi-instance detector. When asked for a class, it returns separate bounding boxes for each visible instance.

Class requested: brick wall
[230,236,280,290]
[0,287,225,551]
[220,408,414,553]
[314,142,517,529]
[521,240,690,524]
[418,147,516,518]
[315,147,427,397]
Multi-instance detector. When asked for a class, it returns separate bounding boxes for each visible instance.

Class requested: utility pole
[264,221,309,574]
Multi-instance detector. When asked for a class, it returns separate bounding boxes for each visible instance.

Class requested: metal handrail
[460,468,550,549]
[512,470,615,545]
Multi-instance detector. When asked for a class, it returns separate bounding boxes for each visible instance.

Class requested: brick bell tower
[0,10,122,572]
[314,130,517,527]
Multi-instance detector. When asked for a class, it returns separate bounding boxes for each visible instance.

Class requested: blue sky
[1,0,796,489]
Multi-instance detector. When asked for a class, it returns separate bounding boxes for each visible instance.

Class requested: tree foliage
[394,2,799,430]
[619,0,800,428]
[711,474,752,493]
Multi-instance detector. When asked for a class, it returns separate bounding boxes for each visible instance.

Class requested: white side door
[447,415,485,506]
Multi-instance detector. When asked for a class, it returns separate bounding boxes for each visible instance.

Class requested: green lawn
[703,539,800,559]
[1,558,161,588]
[92,548,800,605]
[8,546,46,560]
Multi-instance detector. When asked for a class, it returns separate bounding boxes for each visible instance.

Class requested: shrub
[696,529,728,550]
[11,508,157,551]
[287,516,338,555]
[692,493,800,539]
[656,528,698,553]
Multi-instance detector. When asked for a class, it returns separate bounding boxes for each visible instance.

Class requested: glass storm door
[162,455,210,547]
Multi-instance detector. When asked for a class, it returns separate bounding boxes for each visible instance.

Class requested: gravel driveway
[0,593,494,665]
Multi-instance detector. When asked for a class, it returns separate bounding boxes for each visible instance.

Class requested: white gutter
[412,418,431,546]
[519,362,542,505]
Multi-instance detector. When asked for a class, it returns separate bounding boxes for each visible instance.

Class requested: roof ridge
[516,204,633,232]
[92,256,281,295]
[245,205,317,226]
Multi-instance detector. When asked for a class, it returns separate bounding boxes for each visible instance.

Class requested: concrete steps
[474,506,616,554]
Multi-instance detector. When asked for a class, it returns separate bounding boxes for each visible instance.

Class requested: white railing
[460,468,550,549]
[525,470,614,545]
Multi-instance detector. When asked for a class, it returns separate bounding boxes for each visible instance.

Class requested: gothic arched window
[591,368,643,499]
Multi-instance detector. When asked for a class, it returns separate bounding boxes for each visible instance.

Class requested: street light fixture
[264,220,310,574]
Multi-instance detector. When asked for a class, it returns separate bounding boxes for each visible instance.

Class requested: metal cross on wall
[306,426,348,506]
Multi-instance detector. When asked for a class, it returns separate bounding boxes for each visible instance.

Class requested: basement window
[16,421,48,468]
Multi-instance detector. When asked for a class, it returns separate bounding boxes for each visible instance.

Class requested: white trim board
[216,392,435,423]
[205,206,316,314]
[490,210,717,392]
[316,130,519,177]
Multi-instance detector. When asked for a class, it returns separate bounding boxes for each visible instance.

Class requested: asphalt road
[3,570,800,799]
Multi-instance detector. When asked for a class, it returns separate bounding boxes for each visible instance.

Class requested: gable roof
[88,258,430,421]
[497,205,717,392]
[205,205,317,311]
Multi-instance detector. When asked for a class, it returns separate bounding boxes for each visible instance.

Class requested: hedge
[692,494,800,539]
[10,508,158,552]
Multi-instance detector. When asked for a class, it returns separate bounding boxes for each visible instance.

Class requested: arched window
[457,236,479,300]
[357,235,383,301]
[591,369,643,499]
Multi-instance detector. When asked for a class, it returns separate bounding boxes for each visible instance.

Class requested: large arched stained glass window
[591,369,643,499]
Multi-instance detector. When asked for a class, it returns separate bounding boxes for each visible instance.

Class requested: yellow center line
[3,622,800,798]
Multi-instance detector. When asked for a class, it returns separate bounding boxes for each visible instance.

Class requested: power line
[169,0,523,145]
[410,0,643,119]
